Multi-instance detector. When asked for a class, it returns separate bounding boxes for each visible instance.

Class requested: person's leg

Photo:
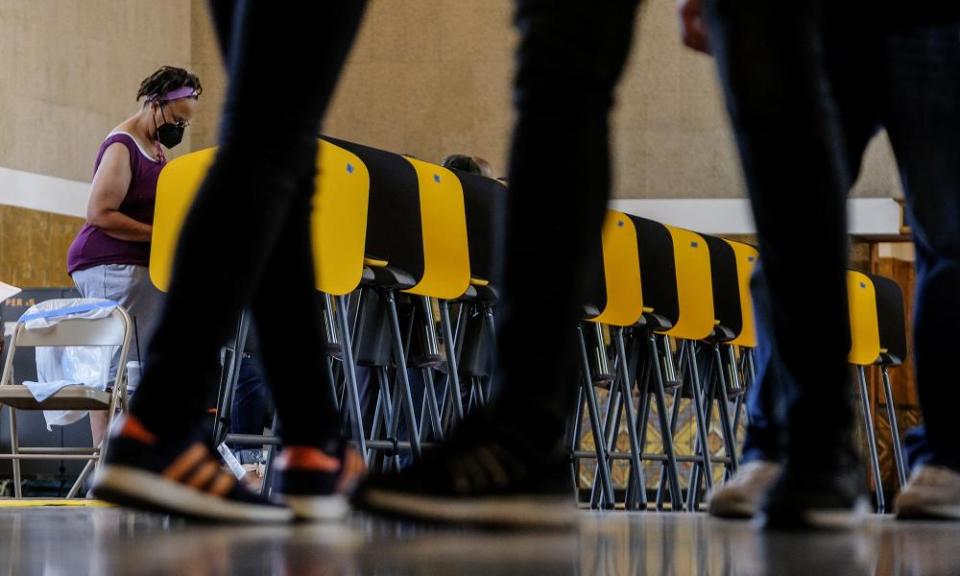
[706,30,881,512]
[881,20,960,518]
[883,21,960,474]
[230,355,269,443]
[705,0,861,525]
[128,0,365,442]
[739,266,787,465]
[229,355,269,488]
[706,265,789,518]
[732,14,880,465]
[245,178,342,451]
[491,0,644,451]
[73,265,153,448]
[353,0,642,527]
[95,0,368,522]
[122,266,165,366]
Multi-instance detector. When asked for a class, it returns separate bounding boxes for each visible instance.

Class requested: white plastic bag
[19,299,118,430]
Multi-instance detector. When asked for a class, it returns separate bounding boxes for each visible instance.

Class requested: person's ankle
[114,414,158,445]
[275,446,342,472]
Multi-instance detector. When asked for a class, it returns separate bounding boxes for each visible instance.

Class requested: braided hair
[136,66,202,104]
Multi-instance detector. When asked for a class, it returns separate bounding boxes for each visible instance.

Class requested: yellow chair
[150,149,217,292]
[684,234,749,503]
[724,240,760,431]
[400,158,471,301]
[656,225,726,508]
[150,140,373,464]
[726,241,759,350]
[661,225,716,342]
[402,158,472,431]
[591,211,645,328]
[575,211,650,510]
[323,138,474,464]
[867,272,909,489]
[848,270,886,513]
[153,141,371,294]
[447,170,506,416]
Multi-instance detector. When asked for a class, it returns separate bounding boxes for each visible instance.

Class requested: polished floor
[0,507,958,575]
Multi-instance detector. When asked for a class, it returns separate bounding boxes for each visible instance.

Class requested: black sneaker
[91,415,292,523]
[758,453,869,530]
[352,415,577,528]
[275,444,366,521]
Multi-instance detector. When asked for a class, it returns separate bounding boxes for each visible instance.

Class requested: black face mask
[157,122,184,149]
[155,107,185,149]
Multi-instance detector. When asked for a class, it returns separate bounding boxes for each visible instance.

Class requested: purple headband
[149,86,199,102]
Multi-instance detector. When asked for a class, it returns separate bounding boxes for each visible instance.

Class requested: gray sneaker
[895,465,960,520]
[707,461,783,519]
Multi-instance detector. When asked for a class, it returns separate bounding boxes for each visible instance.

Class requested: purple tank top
[67,133,166,275]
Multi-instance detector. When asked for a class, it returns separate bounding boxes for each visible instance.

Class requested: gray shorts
[71,264,165,377]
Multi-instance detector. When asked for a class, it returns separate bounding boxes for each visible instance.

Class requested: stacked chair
[152,137,503,481]
[847,270,910,513]
[328,138,480,469]
[151,136,910,512]
[869,273,909,490]
[724,240,761,434]
[152,140,372,491]
[573,211,669,511]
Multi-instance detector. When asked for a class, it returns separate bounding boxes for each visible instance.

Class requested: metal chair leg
[661,335,678,386]
[688,344,739,504]
[590,375,622,509]
[260,412,280,497]
[635,359,657,509]
[614,328,647,511]
[385,291,422,460]
[729,346,747,435]
[577,324,615,509]
[684,342,714,511]
[711,343,739,474]
[438,300,465,424]
[213,313,250,447]
[622,332,649,509]
[67,460,95,498]
[647,333,684,512]
[658,376,685,509]
[335,295,368,463]
[421,367,445,441]
[374,366,397,471]
[570,385,585,501]
[857,366,885,513]
[10,408,21,498]
[881,366,908,488]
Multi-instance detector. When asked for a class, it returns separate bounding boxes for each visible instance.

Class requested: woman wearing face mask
[67,66,201,446]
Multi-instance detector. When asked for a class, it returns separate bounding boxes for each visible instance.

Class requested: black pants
[725,7,960,471]
[131,0,368,448]
[706,1,915,466]
[494,0,643,450]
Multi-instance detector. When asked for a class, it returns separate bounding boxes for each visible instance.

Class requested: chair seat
[0,386,112,410]
[363,265,416,290]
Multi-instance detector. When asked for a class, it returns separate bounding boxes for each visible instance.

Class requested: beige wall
[0,0,195,181]
[0,0,196,286]
[1,0,904,286]
[0,0,905,194]
[325,0,900,198]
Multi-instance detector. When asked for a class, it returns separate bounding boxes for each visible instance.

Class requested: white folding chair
[0,300,132,498]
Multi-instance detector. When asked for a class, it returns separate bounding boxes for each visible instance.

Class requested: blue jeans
[717,10,960,472]
[230,355,271,464]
